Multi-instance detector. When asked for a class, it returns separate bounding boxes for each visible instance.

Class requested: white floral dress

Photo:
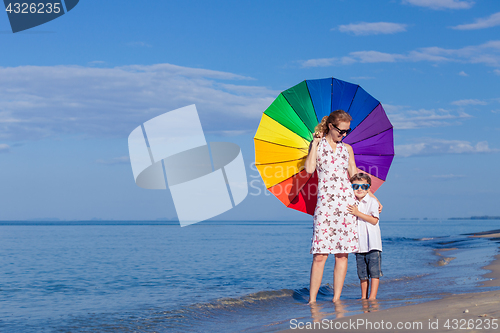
[310,138,359,254]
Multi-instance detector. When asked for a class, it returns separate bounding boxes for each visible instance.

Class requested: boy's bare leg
[368,278,379,300]
[360,279,369,299]
[333,253,348,302]
[309,254,328,303]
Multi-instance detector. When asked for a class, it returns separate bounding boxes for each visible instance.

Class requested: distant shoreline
[1,218,499,225]
[3,217,500,222]
[448,216,500,220]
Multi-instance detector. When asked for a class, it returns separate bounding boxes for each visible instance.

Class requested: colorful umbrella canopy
[254,77,394,215]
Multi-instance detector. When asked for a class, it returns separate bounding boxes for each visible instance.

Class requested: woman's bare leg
[309,254,328,303]
[333,253,348,302]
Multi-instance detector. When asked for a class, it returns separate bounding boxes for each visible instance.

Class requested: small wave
[434,257,456,266]
[380,274,429,284]
[145,289,300,332]
[418,236,450,241]
[185,289,295,311]
[383,236,420,242]
[462,229,500,237]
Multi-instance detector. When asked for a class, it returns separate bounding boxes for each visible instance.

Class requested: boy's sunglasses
[332,124,351,135]
[352,184,370,191]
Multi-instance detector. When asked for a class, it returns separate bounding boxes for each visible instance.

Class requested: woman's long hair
[314,110,352,137]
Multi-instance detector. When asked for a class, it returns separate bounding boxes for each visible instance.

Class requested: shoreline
[281,231,500,332]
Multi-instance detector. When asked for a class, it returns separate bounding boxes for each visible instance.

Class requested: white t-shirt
[356,195,381,253]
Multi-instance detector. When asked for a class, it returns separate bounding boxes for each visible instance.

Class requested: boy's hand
[347,204,359,217]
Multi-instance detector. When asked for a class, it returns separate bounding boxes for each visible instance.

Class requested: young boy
[347,173,382,300]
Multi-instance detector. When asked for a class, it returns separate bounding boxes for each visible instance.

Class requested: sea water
[0,219,499,332]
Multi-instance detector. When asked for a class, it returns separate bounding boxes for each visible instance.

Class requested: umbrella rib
[355,154,394,156]
[347,126,393,145]
[261,112,313,142]
[330,77,333,119]
[349,102,381,132]
[254,138,310,150]
[304,79,319,125]
[346,85,360,113]
[256,157,307,166]
[279,171,315,204]
[281,93,310,133]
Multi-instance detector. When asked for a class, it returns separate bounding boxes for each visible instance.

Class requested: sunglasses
[352,184,370,191]
[332,124,351,135]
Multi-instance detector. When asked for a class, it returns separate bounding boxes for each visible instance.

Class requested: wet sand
[281,232,500,332]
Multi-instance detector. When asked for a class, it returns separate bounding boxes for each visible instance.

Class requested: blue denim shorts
[356,250,382,280]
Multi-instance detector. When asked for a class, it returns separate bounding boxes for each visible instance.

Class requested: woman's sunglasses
[332,124,351,135]
[352,184,370,191]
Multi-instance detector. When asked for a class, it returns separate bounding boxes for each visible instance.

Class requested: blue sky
[0,0,499,221]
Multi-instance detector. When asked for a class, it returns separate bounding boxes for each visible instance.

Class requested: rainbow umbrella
[254,77,394,215]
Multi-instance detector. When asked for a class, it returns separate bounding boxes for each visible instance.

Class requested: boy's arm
[347,205,379,225]
[357,211,379,225]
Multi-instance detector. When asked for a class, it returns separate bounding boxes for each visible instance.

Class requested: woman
[305,110,380,303]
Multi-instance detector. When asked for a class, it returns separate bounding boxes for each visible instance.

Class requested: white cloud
[402,0,475,10]
[210,130,252,136]
[302,58,337,67]
[452,12,500,30]
[396,139,498,157]
[451,99,487,106]
[0,143,10,153]
[0,64,276,141]
[458,71,468,76]
[302,40,500,67]
[384,105,472,129]
[337,22,407,36]
[431,174,466,179]
[96,156,130,165]
[494,69,500,75]
[88,61,106,66]
[127,41,152,47]
[350,76,375,81]
[349,51,404,63]
[301,57,355,68]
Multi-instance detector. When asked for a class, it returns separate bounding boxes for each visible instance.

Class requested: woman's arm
[304,136,322,174]
[346,142,383,213]
[368,191,383,213]
[345,144,357,179]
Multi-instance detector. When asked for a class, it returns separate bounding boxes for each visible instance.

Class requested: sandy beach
[282,232,500,332]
